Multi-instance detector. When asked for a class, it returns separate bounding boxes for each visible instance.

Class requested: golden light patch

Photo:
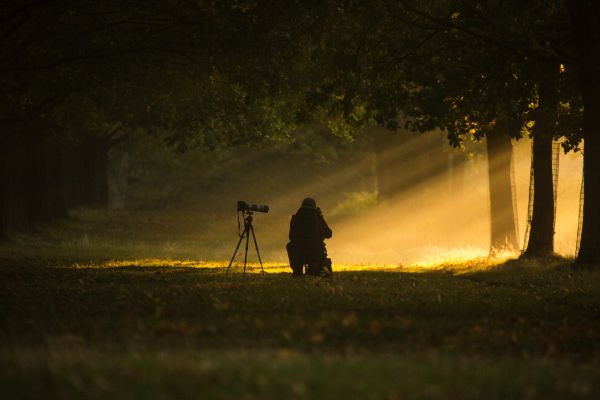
[69,253,513,275]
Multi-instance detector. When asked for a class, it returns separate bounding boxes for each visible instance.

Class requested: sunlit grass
[68,246,520,275]
[407,246,518,271]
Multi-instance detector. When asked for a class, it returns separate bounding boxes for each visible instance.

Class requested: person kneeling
[286,198,332,277]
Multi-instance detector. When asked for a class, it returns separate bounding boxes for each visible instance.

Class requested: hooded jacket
[289,206,332,245]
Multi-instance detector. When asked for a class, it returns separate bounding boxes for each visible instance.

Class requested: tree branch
[397,0,580,68]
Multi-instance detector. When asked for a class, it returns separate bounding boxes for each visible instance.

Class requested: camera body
[237,200,269,213]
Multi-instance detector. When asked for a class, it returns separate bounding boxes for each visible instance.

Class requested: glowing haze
[244,137,583,267]
[326,138,582,265]
[327,138,582,265]
[175,135,583,267]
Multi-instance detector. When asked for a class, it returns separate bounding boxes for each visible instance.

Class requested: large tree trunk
[1,129,35,232]
[523,134,555,257]
[26,131,68,223]
[567,0,600,264]
[0,126,68,237]
[42,136,68,219]
[486,124,518,252]
[577,69,600,263]
[522,75,559,258]
[0,132,10,239]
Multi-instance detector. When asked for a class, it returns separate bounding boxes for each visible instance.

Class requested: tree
[0,0,313,235]
[388,0,596,262]
[567,1,600,264]
[327,0,585,257]
[522,65,561,258]
[299,1,528,252]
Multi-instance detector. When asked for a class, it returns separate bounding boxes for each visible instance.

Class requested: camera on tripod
[237,201,269,213]
[227,201,269,275]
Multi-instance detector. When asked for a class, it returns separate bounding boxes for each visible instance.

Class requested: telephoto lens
[249,204,269,213]
[237,201,269,213]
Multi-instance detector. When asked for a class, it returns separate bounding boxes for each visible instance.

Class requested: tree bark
[42,136,68,219]
[567,0,600,264]
[486,123,518,252]
[522,75,558,258]
[0,131,9,239]
[522,134,555,257]
[1,129,34,232]
[0,125,68,237]
[577,69,600,263]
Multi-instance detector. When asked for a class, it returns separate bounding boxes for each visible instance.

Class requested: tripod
[226,211,265,275]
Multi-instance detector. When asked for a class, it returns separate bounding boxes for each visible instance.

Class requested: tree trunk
[567,0,600,264]
[26,129,47,223]
[0,126,68,237]
[2,128,38,233]
[42,136,68,219]
[577,69,600,263]
[486,124,518,252]
[523,135,555,257]
[0,131,9,239]
[1,129,34,232]
[522,75,559,258]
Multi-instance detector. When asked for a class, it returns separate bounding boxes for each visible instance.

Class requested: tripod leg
[243,226,251,276]
[249,225,265,274]
[226,232,246,275]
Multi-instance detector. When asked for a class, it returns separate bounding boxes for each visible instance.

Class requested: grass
[1,208,600,399]
[2,255,600,399]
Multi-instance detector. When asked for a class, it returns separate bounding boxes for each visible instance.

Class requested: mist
[109,132,583,267]
[329,138,583,265]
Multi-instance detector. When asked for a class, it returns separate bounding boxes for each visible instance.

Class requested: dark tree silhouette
[567,0,600,264]
[522,67,560,258]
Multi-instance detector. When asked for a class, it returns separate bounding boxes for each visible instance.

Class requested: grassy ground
[1,208,600,399]
[2,255,600,399]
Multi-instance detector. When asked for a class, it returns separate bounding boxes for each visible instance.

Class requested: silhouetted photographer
[286,197,332,277]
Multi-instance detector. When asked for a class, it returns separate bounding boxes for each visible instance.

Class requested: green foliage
[286,0,583,151]
[1,0,586,152]
[112,124,374,215]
